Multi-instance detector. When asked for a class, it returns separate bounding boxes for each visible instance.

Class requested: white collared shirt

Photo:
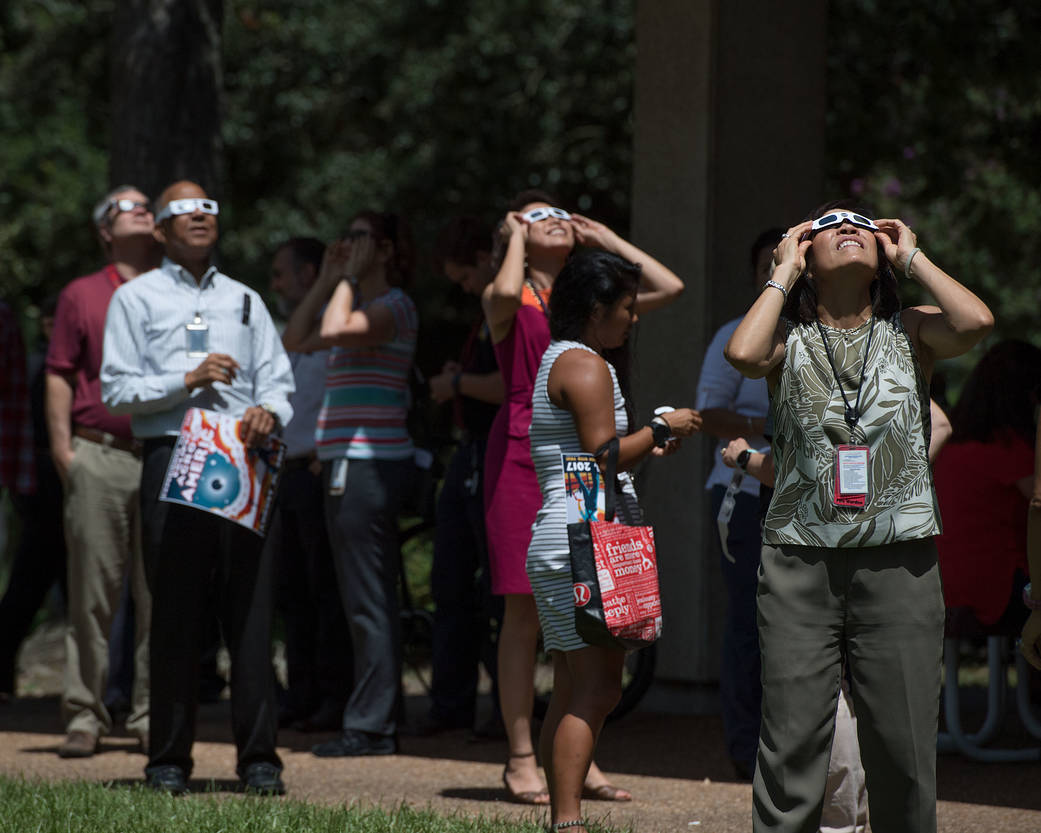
[101,257,295,438]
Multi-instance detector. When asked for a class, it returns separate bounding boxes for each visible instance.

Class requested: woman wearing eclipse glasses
[482,190,684,807]
[726,201,993,833]
[283,211,418,758]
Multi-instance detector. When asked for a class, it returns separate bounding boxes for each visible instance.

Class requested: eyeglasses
[156,198,220,222]
[521,206,571,224]
[810,211,879,235]
[106,199,152,216]
[343,229,371,241]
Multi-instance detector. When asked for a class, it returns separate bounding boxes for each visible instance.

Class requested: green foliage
[0,2,112,311]
[826,0,1041,386]
[3,0,1039,388]
[220,0,635,372]
[0,775,629,833]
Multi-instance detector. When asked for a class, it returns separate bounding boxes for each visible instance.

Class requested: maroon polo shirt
[46,264,134,439]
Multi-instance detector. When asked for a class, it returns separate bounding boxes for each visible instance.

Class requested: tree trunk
[110,0,224,201]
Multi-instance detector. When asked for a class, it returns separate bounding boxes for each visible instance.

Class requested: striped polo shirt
[315,287,417,461]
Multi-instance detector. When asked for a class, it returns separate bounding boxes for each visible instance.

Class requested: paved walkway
[1,691,1040,832]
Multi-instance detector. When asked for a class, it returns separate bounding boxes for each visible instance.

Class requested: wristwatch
[649,417,672,448]
[736,448,752,471]
[1024,583,1041,611]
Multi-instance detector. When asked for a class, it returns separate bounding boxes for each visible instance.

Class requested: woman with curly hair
[483,190,683,804]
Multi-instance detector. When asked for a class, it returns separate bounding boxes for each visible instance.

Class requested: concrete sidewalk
[0,693,1039,832]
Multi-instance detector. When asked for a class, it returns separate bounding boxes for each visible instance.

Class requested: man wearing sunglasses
[101,180,294,796]
[46,185,159,760]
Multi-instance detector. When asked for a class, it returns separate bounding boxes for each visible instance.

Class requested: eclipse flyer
[159,408,285,536]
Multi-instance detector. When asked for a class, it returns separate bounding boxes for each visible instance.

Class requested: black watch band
[649,418,671,448]
[736,448,752,470]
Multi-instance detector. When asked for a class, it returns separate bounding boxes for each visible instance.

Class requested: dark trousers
[324,457,413,737]
[711,484,763,773]
[272,463,351,719]
[0,453,66,693]
[140,439,280,778]
[429,437,501,725]
[754,540,944,833]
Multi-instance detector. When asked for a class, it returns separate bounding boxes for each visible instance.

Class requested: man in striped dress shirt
[101,180,295,796]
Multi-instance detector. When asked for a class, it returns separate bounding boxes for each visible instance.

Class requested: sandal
[582,782,632,802]
[503,752,550,805]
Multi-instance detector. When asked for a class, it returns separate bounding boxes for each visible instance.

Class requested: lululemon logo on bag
[573,583,592,607]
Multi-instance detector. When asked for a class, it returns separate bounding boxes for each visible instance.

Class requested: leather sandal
[502,752,550,805]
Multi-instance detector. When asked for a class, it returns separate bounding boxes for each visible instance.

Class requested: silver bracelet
[764,279,788,301]
[904,247,922,278]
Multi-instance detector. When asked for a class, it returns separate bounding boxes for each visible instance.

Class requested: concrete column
[631,0,828,711]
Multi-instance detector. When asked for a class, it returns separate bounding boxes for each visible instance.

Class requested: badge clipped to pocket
[185,314,209,358]
[833,444,869,508]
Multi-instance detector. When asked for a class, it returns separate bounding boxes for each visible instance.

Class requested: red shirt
[933,433,1034,625]
[46,265,134,439]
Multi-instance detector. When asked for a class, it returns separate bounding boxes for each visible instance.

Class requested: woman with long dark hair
[483,190,683,803]
[283,210,418,757]
[933,340,1041,632]
[726,200,992,832]
[529,250,700,831]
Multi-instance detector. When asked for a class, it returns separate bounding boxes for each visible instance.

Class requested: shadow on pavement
[3,687,1040,813]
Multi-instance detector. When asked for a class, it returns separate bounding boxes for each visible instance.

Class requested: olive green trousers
[753,539,944,833]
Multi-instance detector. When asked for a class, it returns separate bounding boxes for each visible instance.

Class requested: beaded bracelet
[764,279,788,301]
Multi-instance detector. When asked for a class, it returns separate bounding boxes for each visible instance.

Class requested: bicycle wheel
[531,642,657,723]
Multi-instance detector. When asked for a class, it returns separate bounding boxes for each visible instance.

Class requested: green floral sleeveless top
[765,312,941,548]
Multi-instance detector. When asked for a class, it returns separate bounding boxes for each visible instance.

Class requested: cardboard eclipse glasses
[522,206,571,224]
[810,211,879,235]
[156,198,220,223]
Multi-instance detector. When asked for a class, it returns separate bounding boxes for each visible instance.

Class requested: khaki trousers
[753,539,944,833]
[62,436,150,739]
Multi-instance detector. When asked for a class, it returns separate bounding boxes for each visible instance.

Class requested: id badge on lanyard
[833,444,869,508]
[186,313,209,358]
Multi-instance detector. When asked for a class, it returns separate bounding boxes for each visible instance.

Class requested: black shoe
[311,729,396,757]
[240,762,286,796]
[147,765,189,795]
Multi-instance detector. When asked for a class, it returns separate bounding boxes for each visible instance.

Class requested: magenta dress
[484,299,551,595]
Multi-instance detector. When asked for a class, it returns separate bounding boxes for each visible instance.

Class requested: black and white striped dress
[526,339,641,652]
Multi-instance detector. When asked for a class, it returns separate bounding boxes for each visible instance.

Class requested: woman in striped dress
[484,191,686,803]
[283,211,418,756]
[529,251,701,832]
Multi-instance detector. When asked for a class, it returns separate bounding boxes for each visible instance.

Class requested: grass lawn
[0,776,626,833]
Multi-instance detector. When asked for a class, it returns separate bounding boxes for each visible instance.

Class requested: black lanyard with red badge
[816,315,875,509]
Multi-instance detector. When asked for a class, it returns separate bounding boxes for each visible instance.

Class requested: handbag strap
[593,437,621,522]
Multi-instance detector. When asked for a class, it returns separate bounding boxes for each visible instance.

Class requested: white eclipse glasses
[810,210,879,235]
[521,206,571,224]
[107,199,151,215]
[156,198,220,222]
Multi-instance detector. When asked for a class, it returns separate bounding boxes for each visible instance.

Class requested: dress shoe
[312,729,396,757]
[57,730,97,758]
[146,765,189,795]
[240,762,286,796]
